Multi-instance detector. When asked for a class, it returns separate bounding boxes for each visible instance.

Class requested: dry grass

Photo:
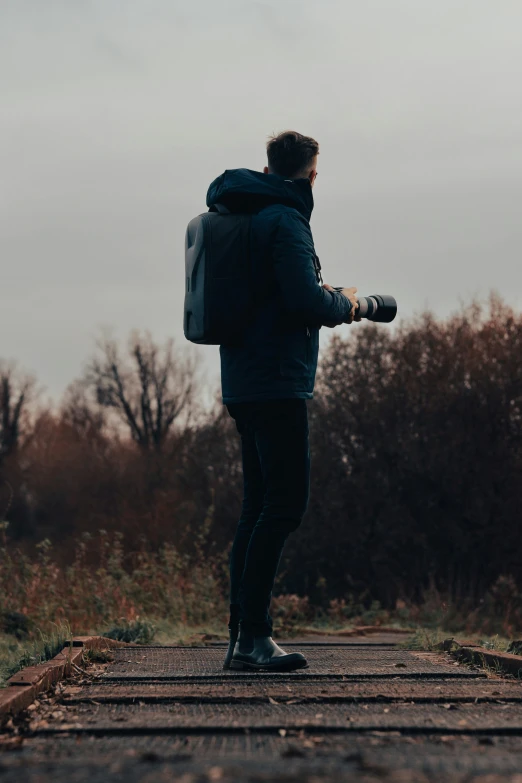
[0,622,71,687]
[0,532,228,635]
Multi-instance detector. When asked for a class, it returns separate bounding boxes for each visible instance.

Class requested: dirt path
[2,634,522,781]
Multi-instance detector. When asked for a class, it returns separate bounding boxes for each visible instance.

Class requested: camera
[333,290,397,323]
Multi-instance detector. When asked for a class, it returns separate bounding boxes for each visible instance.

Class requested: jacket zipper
[313,254,323,284]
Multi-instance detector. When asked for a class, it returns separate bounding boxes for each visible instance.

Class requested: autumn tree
[283,297,522,605]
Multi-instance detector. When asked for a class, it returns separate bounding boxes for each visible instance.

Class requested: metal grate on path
[72,677,522,705]
[33,701,522,735]
[101,646,481,681]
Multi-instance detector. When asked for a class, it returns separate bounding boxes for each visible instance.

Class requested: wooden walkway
[3,634,522,781]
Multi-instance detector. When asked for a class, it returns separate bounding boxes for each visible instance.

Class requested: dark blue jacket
[206,169,352,404]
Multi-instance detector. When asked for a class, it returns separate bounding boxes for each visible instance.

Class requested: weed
[480,635,509,652]
[399,627,445,651]
[104,618,155,644]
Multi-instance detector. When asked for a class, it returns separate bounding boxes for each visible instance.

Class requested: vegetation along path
[3,634,522,782]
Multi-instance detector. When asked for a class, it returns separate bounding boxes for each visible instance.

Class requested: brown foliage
[0,532,228,633]
[292,296,522,606]
[2,298,522,623]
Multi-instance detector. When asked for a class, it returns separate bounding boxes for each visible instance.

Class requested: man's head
[264,130,319,188]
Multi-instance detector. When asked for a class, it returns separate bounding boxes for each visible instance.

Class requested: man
[206,131,359,671]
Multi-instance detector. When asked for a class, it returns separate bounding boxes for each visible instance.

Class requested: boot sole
[229,659,308,672]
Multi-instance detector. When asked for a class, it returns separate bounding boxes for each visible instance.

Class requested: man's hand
[323,284,362,326]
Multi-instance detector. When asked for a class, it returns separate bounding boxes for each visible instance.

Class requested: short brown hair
[266,130,319,178]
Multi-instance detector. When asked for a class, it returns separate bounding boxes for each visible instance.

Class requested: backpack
[183,205,254,345]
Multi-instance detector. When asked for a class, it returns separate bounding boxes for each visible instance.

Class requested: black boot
[223,605,240,670]
[230,628,307,672]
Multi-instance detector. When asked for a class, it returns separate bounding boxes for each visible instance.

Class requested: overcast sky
[2,0,522,401]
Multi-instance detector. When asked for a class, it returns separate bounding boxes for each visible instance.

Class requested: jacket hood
[206,168,314,221]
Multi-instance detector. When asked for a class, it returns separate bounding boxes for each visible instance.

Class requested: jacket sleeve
[272,211,352,326]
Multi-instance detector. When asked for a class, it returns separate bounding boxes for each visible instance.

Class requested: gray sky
[2,0,522,401]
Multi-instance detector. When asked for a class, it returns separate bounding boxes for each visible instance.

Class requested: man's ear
[263,166,269,174]
[309,169,317,184]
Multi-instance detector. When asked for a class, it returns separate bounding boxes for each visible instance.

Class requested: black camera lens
[332,289,397,323]
[359,295,397,323]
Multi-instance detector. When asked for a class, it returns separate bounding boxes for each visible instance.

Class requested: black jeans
[226,399,310,636]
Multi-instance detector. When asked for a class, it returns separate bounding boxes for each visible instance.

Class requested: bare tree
[84,331,198,451]
[0,362,37,464]
[61,380,107,442]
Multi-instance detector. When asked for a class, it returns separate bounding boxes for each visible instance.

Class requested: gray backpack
[184,205,254,345]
